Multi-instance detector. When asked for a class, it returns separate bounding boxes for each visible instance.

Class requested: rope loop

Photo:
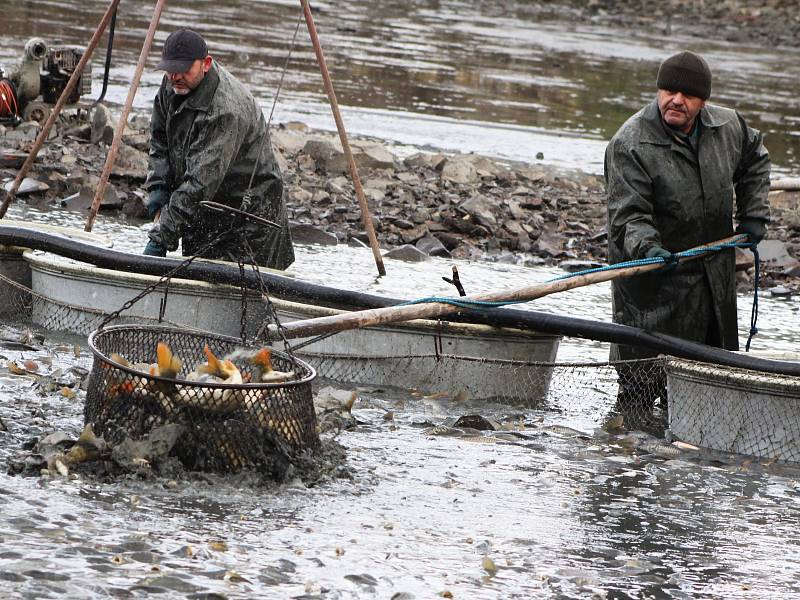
[745,242,760,352]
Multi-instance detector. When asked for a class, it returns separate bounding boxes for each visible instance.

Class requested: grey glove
[735,218,767,246]
[646,246,678,272]
[146,187,170,219]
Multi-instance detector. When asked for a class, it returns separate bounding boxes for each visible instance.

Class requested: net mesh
[667,358,800,463]
[86,325,318,476]
[2,265,799,465]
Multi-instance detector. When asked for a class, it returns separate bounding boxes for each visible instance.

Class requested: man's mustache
[666,104,687,114]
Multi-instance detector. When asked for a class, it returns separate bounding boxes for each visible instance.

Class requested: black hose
[1,225,797,376]
[95,7,117,104]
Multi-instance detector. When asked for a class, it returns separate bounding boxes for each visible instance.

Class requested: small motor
[41,46,92,105]
[4,38,92,124]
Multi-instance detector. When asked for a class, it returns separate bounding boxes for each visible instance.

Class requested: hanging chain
[236,234,296,360]
[99,229,232,330]
[238,257,249,344]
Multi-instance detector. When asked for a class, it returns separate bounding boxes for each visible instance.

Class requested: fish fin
[156,341,182,378]
[202,344,223,376]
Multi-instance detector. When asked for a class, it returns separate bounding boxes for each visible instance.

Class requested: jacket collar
[638,99,727,145]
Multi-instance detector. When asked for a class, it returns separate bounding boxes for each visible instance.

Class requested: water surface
[2,0,799,173]
[2,3,800,597]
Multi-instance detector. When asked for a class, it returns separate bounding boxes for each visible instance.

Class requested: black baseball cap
[156,29,208,72]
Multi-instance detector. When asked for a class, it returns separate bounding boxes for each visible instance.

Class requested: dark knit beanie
[656,51,712,100]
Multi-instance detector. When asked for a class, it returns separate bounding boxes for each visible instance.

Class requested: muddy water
[2,330,800,599]
[2,0,800,173]
[3,3,800,597]
[3,204,800,598]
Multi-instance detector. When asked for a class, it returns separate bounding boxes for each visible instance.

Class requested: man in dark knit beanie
[603,50,770,414]
[656,51,712,134]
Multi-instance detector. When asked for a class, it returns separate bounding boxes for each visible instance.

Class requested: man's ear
[202,55,213,73]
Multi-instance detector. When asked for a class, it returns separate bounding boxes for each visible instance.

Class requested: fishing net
[85,325,318,476]
[307,351,668,431]
[667,358,800,463]
[0,250,32,321]
[3,259,799,465]
[0,265,190,334]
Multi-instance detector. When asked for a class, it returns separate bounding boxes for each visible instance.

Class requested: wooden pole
[266,236,741,340]
[0,0,122,219]
[299,0,386,276]
[85,0,168,232]
[770,178,800,192]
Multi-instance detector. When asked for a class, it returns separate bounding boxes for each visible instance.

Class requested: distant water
[1,0,799,174]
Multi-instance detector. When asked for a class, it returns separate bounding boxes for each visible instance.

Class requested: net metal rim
[88,324,317,389]
[666,356,800,396]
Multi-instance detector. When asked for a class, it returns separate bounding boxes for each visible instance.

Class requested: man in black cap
[143,28,294,269]
[605,50,770,409]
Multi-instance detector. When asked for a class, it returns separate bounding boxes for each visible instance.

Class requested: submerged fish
[423,425,464,437]
[643,442,684,459]
[460,435,498,445]
[543,424,591,438]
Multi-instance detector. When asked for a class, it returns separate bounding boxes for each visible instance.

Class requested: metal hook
[200,201,282,229]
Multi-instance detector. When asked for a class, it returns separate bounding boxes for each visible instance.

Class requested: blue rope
[745,244,760,352]
[400,237,755,314]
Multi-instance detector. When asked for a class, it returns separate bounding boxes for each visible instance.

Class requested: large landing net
[85,325,318,477]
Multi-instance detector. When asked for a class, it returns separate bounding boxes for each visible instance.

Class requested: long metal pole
[0,0,122,219]
[85,0,168,231]
[299,0,386,276]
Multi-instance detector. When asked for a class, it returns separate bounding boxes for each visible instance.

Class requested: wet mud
[2,323,800,598]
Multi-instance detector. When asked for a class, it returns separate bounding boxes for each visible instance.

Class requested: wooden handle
[299,0,386,276]
[267,235,741,340]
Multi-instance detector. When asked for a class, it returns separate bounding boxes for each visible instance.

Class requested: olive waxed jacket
[605,100,770,359]
[145,62,294,269]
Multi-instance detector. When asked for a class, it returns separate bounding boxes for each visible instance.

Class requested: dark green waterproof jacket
[605,101,770,359]
[145,62,294,269]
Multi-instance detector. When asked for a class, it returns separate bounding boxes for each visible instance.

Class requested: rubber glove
[735,218,767,246]
[646,246,678,272]
[146,187,170,219]
[143,239,167,257]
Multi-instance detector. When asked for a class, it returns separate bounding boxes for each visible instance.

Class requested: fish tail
[157,341,182,378]
[200,344,222,375]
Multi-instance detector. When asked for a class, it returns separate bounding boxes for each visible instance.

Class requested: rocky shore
[2,106,799,294]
